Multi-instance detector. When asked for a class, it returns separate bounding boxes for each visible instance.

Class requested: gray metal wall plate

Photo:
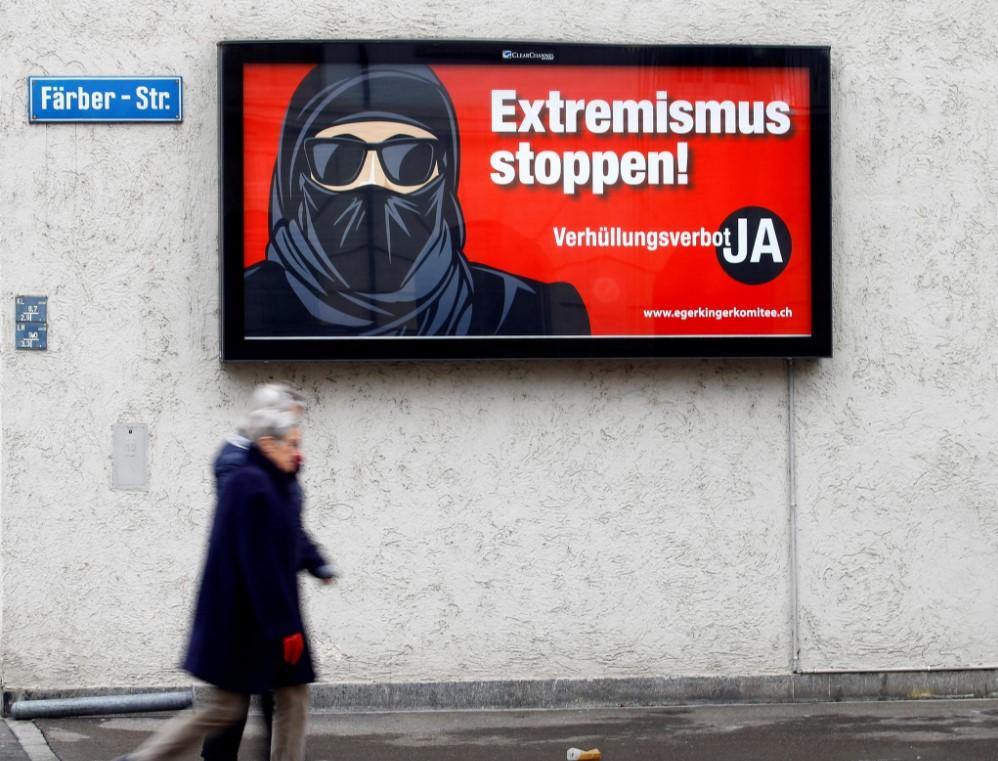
[111,424,148,490]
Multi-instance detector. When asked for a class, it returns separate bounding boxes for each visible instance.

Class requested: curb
[6,671,998,717]
[304,671,998,711]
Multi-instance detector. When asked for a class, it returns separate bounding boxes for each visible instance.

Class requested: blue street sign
[28,76,183,123]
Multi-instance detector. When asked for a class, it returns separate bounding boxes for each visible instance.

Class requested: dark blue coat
[184,445,317,693]
[213,437,329,577]
[213,436,251,493]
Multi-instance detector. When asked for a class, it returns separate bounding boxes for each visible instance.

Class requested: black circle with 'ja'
[715,207,792,285]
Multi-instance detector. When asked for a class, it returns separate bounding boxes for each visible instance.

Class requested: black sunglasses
[304,135,440,188]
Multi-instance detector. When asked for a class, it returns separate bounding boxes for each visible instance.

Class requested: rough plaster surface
[0,0,995,691]
[794,4,998,670]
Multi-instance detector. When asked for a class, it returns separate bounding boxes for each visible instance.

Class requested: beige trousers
[131,685,309,761]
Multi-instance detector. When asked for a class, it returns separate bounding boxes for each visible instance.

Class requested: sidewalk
[0,720,32,761]
[7,699,998,761]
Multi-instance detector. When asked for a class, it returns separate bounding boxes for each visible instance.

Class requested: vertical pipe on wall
[0,347,4,692]
[787,358,801,673]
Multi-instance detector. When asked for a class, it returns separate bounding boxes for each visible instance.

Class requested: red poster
[222,43,830,359]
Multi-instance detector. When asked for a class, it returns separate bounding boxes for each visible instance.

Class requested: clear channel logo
[502,50,556,62]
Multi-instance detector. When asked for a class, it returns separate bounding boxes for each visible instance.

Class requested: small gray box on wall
[112,424,148,490]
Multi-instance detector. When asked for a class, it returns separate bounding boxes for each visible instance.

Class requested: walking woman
[116,403,331,761]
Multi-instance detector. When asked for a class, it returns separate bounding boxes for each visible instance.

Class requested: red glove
[283,633,304,665]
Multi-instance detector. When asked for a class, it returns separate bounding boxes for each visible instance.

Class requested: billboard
[219,41,831,360]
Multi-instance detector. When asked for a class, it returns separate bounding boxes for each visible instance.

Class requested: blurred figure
[213,384,305,492]
[115,392,333,761]
[204,383,332,761]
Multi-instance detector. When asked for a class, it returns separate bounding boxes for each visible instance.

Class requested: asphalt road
[15,699,998,761]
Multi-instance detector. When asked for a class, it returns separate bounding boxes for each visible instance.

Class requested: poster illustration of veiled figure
[227,44,827,360]
[245,64,591,338]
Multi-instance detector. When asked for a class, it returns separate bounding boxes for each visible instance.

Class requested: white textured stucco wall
[0,1,996,691]
[794,4,998,670]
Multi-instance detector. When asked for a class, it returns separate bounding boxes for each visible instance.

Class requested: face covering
[300,179,448,294]
[265,64,475,336]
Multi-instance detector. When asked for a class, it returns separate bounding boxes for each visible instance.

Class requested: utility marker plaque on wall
[15,295,48,350]
[112,424,148,490]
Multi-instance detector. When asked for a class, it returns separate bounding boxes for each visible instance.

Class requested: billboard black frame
[219,40,831,361]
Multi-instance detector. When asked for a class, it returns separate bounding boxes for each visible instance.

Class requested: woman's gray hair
[243,406,300,442]
[251,383,306,413]
[236,383,305,438]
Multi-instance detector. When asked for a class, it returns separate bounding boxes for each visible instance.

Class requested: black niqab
[266,64,474,335]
